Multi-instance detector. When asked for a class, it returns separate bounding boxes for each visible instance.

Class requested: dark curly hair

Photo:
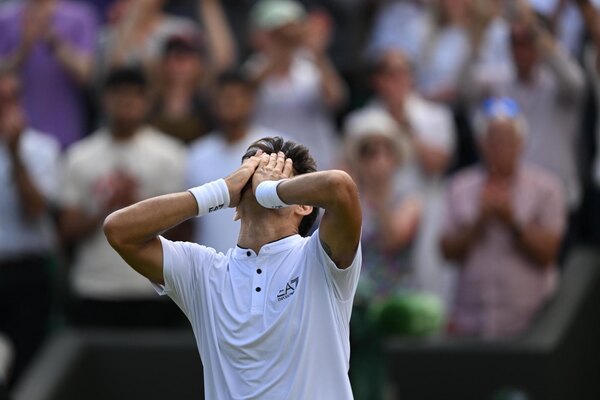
[242,136,319,237]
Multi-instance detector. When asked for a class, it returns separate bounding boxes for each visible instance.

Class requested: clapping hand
[304,11,332,57]
[480,180,516,227]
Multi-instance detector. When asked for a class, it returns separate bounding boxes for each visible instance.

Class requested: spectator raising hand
[304,10,346,109]
[100,0,235,89]
[100,0,200,83]
[58,68,187,329]
[0,71,60,387]
[246,0,346,170]
[0,0,97,149]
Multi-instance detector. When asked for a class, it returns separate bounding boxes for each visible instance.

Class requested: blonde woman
[344,107,421,304]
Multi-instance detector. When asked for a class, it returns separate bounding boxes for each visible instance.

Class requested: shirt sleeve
[152,236,218,318]
[309,229,362,303]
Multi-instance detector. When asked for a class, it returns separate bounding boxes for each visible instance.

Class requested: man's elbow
[103,211,125,250]
[326,170,359,204]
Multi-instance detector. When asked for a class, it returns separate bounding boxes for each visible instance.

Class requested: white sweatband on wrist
[188,179,230,216]
[255,180,290,209]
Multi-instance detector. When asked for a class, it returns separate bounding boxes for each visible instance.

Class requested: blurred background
[0,0,599,399]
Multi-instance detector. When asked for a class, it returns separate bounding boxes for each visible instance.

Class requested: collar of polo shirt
[232,234,302,259]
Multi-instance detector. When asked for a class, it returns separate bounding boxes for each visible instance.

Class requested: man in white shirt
[59,68,187,327]
[0,70,60,387]
[187,71,280,252]
[245,0,347,170]
[104,136,362,399]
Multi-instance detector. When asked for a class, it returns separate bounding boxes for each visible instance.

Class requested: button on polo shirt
[153,229,362,400]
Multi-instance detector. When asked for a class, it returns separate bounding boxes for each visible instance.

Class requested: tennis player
[104,136,362,399]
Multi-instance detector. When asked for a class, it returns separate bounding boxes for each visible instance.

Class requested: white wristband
[188,179,230,216]
[255,180,290,209]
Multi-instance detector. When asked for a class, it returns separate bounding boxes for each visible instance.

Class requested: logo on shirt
[277,276,299,301]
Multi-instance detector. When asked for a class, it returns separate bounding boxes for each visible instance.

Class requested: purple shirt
[0,1,97,149]
[443,164,566,339]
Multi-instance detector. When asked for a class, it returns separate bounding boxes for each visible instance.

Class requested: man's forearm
[11,153,46,219]
[104,192,197,249]
[52,42,93,84]
[512,224,560,268]
[314,54,346,109]
[441,219,485,262]
[276,169,361,268]
[277,170,356,211]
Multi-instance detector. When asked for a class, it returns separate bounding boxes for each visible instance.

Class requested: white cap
[250,0,306,31]
[344,107,409,163]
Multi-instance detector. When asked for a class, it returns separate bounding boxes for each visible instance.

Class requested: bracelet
[255,180,290,209]
[188,179,230,216]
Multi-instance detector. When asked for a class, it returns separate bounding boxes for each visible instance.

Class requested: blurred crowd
[1,0,600,395]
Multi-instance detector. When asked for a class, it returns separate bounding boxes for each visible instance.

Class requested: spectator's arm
[199,0,236,73]
[0,5,48,72]
[46,33,93,84]
[440,217,486,262]
[440,180,487,262]
[1,112,48,219]
[305,13,346,110]
[510,224,562,267]
[510,178,566,268]
[538,28,585,102]
[575,0,600,71]
[313,53,347,110]
[59,208,106,243]
[104,1,146,69]
[11,153,48,220]
[376,196,422,253]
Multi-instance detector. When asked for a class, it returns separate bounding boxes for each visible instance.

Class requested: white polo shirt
[154,229,361,399]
